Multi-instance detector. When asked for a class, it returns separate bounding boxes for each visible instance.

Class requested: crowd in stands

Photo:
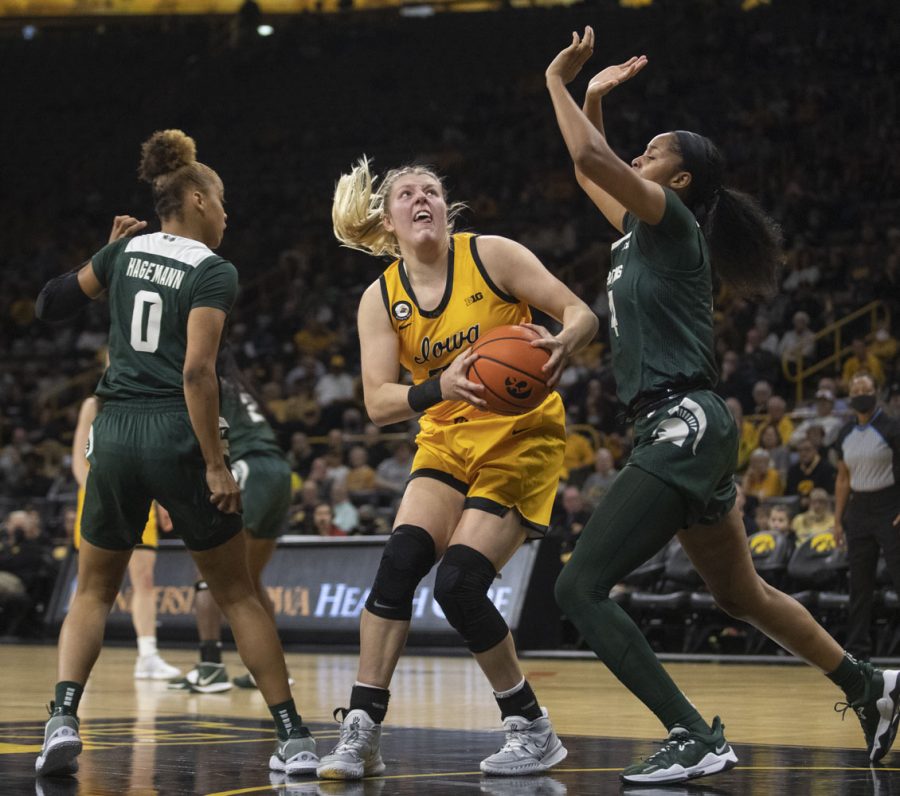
[2,0,900,633]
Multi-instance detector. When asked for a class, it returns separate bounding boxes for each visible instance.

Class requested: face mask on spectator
[850,394,877,414]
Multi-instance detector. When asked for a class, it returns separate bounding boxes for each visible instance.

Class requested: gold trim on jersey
[380,232,532,422]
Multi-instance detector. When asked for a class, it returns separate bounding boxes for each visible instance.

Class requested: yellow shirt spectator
[562,430,594,480]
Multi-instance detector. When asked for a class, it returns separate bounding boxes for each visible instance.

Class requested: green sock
[555,466,711,735]
[54,681,84,716]
[269,699,305,741]
[827,653,867,704]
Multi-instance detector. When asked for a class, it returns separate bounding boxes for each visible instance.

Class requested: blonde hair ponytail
[332,157,465,260]
[332,157,397,258]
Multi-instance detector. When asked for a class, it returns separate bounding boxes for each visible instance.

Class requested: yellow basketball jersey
[379,233,531,422]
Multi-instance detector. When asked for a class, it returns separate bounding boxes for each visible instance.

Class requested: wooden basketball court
[1,644,897,794]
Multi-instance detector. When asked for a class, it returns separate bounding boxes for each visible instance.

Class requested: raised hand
[586,55,648,100]
[108,214,148,244]
[545,26,595,85]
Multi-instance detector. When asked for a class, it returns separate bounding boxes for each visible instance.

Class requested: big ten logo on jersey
[414,323,480,365]
[464,291,483,307]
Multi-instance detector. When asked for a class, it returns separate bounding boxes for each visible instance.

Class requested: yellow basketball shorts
[411,392,566,537]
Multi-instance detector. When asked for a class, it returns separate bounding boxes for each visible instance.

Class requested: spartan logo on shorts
[392,300,412,321]
[651,396,708,454]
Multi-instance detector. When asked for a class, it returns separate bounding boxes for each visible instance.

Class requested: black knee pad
[434,545,508,653]
[365,525,436,621]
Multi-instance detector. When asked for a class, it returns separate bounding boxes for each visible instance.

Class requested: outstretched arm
[546,27,665,227]
[35,214,147,323]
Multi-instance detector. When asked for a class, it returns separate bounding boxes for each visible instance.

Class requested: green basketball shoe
[835,664,900,763]
[35,705,82,777]
[621,716,737,784]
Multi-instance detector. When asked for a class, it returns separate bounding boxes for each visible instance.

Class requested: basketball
[467,325,551,415]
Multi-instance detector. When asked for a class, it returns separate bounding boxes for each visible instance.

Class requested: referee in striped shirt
[835,372,900,660]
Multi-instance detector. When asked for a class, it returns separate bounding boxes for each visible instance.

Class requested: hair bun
[138,129,197,183]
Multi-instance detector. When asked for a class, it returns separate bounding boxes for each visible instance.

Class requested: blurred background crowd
[1,0,898,635]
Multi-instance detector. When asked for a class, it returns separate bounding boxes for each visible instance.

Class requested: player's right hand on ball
[440,349,487,409]
[206,464,242,514]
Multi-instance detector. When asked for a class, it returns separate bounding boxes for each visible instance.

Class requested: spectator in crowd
[313,503,346,538]
[716,350,754,411]
[285,353,325,389]
[353,504,390,536]
[818,377,849,415]
[751,380,773,416]
[289,480,322,534]
[315,354,356,426]
[286,431,316,479]
[0,510,51,635]
[753,315,779,355]
[791,488,835,547]
[345,445,377,503]
[323,446,349,491]
[561,418,595,482]
[726,397,758,472]
[841,337,885,388]
[10,451,54,499]
[744,333,780,389]
[269,380,322,432]
[742,449,784,502]
[761,395,795,447]
[581,448,619,507]
[757,424,791,484]
[330,483,359,535]
[778,311,816,362]
[870,321,898,367]
[765,505,793,540]
[551,486,592,562]
[362,424,390,468]
[374,441,414,505]
[790,389,844,447]
[0,428,31,491]
[785,436,837,504]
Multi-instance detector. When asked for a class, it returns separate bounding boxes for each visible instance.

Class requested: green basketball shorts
[627,389,738,527]
[82,399,243,551]
[230,453,291,539]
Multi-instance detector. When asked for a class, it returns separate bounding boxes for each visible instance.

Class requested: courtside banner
[45,536,547,646]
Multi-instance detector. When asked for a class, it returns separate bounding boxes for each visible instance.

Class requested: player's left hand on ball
[520,323,569,388]
[545,26,595,85]
[108,214,148,244]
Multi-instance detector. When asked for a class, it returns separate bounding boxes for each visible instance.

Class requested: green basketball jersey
[220,381,283,461]
[606,189,718,407]
[90,232,239,401]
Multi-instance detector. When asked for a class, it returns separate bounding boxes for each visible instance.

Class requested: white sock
[137,636,158,658]
[354,680,388,692]
[493,677,526,699]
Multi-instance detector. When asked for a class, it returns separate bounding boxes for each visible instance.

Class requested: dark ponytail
[216,345,277,427]
[671,131,782,299]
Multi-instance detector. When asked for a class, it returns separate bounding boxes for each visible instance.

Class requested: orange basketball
[467,325,551,415]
